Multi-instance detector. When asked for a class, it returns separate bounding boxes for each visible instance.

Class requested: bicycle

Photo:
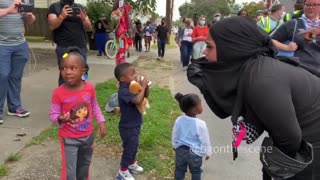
[105,31,118,59]
[105,32,131,59]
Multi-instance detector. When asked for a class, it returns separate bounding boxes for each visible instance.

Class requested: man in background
[47,0,92,85]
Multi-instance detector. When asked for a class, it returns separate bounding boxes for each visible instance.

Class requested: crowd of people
[1,0,320,179]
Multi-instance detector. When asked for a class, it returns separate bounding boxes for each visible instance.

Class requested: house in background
[33,0,87,8]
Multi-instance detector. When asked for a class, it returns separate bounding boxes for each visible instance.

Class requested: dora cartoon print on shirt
[69,102,91,132]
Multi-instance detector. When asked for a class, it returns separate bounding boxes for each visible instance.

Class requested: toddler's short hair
[114,63,133,81]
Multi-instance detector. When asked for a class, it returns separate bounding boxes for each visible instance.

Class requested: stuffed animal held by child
[129,76,151,114]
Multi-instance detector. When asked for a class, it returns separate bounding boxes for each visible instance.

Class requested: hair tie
[63,53,69,59]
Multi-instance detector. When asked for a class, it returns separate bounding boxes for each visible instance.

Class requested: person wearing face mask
[191,16,209,60]
[254,10,264,23]
[272,0,320,69]
[283,0,304,22]
[48,0,92,85]
[213,13,221,24]
[257,4,285,35]
[178,18,194,70]
[155,18,169,60]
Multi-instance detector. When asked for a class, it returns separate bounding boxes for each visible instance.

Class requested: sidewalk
[0,42,138,164]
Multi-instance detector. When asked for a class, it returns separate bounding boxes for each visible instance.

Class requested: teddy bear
[129,76,151,114]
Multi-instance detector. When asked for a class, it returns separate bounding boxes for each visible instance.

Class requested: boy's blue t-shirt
[118,83,142,128]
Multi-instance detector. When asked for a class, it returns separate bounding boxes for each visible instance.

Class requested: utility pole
[166,0,173,40]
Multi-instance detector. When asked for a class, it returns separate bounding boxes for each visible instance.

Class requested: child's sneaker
[118,170,135,180]
[0,114,3,124]
[7,109,30,118]
[128,161,144,174]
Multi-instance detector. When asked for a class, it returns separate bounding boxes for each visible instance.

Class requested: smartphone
[72,7,81,16]
[18,4,34,13]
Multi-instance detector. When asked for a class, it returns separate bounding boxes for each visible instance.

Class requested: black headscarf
[187,17,277,118]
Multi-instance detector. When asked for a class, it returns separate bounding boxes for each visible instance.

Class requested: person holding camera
[0,0,35,124]
[48,0,92,86]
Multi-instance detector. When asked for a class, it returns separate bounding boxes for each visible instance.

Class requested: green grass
[0,165,8,177]
[95,79,180,177]
[25,36,49,42]
[27,125,59,146]
[28,79,180,177]
[5,153,21,163]
[151,35,177,50]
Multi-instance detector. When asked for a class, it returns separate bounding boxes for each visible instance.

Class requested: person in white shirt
[172,92,212,180]
[179,18,194,70]
[143,21,152,52]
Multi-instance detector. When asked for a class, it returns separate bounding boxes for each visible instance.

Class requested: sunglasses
[304,3,320,7]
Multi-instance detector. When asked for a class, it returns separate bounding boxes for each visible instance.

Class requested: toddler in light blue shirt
[172,92,212,180]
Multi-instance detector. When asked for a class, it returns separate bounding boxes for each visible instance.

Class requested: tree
[102,0,157,15]
[178,0,232,22]
[242,1,265,17]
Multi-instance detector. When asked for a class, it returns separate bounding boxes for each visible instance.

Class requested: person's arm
[78,9,92,31]
[23,12,35,25]
[0,1,18,16]
[272,39,297,51]
[131,80,148,105]
[247,77,301,157]
[271,21,298,51]
[49,90,63,127]
[91,89,106,137]
[47,5,72,31]
[91,90,105,124]
[172,120,178,149]
[198,121,212,157]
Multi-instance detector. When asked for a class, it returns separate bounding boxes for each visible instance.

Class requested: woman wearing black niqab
[187,17,320,180]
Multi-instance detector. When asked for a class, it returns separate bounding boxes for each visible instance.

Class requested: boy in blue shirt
[114,63,150,180]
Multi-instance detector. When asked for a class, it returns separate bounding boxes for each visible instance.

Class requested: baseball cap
[214,13,221,17]
[105,93,119,112]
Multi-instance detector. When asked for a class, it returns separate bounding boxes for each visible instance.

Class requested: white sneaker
[118,170,135,180]
[128,161,144,174]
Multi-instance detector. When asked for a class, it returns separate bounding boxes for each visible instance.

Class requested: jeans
[263,142,320,180]
[157,39,166,57]
[56,46,87,86]
[0,42,29,114]
[119,126,141,168]
[95,33,107,56]
[181,41,193,67]
[175,146,203,180]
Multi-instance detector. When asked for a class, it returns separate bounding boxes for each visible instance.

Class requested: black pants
[157,39,166,57]
[263,142,320,180]
[119,126,141,168]
[135,35,142,52]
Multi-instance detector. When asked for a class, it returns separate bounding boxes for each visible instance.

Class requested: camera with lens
[60,0,81,16]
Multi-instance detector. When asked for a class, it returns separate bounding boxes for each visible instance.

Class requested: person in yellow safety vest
[257,4,285,35]
[283,0,304,22]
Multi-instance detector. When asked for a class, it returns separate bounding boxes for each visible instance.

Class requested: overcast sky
[156,0,250,20]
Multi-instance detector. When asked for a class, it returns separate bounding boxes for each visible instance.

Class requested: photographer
[47,0,92,85]
[0,0,35,124]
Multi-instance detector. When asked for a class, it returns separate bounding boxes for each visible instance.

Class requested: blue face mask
[199,20,206,26]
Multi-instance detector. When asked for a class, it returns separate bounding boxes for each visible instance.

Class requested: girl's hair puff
[175,92,200,114]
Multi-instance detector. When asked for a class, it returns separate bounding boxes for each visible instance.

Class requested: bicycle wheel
[105,40,118,59]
